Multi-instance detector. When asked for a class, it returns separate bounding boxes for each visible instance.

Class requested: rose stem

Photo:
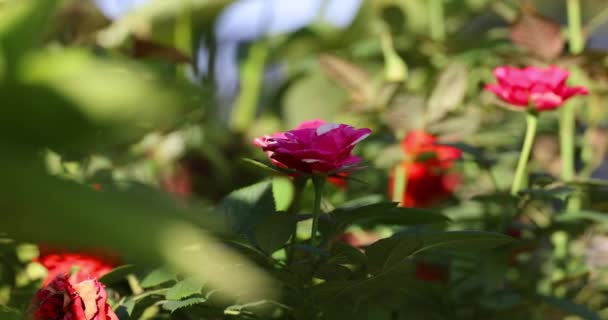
[174,0,191,80]
[391,163,408,206]
[310,176,326,247]
[429,0,446,42]
[287,176,307,265]
[562,0,584,210]
[511,112,538,196]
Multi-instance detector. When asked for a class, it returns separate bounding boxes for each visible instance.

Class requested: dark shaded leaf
[366,231,515,274]
[254,212,295,254]
[541,295,600,320]
[216,180,275,236]
[99,264,140,285]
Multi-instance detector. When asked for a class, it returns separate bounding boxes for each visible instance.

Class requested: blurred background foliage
[4,0,608,319]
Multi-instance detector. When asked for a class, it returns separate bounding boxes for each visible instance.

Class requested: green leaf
[99,265,140,285]
[254,212,295,254]
[216,180,276,236]
[165,277,203,301]
[426,62,468,124]
[162,297,208,313]
[541,296,600,320]
[366,231,514,274]
[140,268,177,288]
[272,177,294,212]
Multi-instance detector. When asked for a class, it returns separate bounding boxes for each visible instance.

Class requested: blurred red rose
[29,274,118,320]
[327,172,349,189]
[388,131,461,207]
[37,247,119,286]
[161,163,192,197]
[338,231,381,248]
[485,66,588,111]
[254,119,371,174]
[415,262,449,283]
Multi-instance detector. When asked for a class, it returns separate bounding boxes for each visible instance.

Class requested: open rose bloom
[29,274,118,320]
[254,120,371,175]
[389,131,462,207]
[485,66,588,111]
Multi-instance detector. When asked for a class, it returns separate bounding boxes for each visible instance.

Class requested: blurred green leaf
[0,0,57,74]
[97,0,231,47]
[283,70,345,128]
[426,62,468,124]
[541,295,600,320]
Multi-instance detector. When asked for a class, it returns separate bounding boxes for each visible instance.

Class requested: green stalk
[511,113,538,196]
[310,176,326,247]
[230,41,269,132]
[287,177,307,264]
[565,0,584,211]
[560,104,576,183]
[391,164,408,206]
[174,0,192,79]
[429,0,446,42]
[562,0,583,182]
[567,0,584,55]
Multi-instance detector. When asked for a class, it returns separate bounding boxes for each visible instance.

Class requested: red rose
[37,247,118,286]
[485,66,587,111]
[388,131,461,207]
[29,274,118,320]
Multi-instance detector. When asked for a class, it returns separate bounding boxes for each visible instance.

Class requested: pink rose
[485,66,588,111]
[254,119,371,174]
[29,274,118,320]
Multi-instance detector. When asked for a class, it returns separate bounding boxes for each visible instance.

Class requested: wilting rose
[388,131,461,207]
[29,274,118,320]
[37,247,118,286]
[485,66,588,111]
[254,119,371,174]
